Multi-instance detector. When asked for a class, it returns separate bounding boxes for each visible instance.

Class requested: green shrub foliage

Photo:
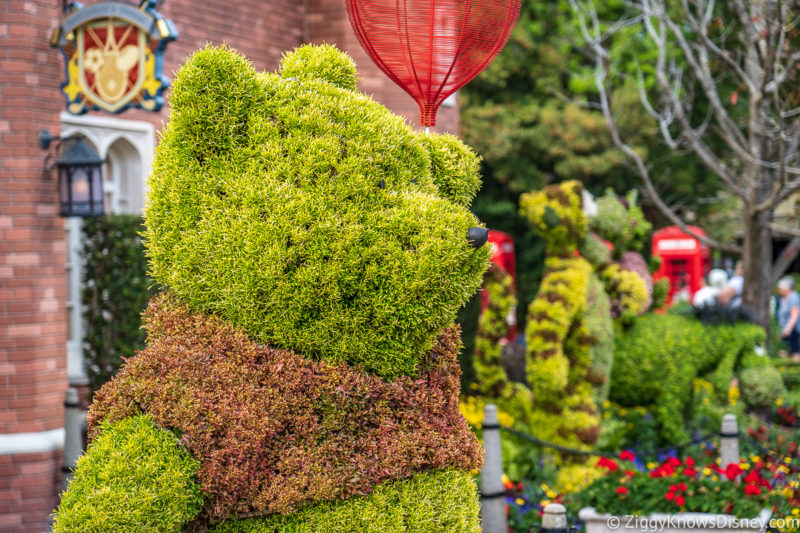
[53,414,204,533]
[590,189,651,258]
[584,272,614,406]
[740,366,785,409]
[519,181,602,449]
[278,43,359,90]
[81,215,153,392]
[473,264,517,397]
[89,295,482,522]
[210,469,480,533]
[418,132,482,206]
[611,313,765,443]
[144,44,490,379]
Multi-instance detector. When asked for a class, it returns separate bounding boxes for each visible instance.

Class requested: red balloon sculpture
[346,0,521,127]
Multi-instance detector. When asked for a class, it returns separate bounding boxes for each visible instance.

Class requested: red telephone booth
[652,225,711,304]
[483,230,518,341]
[487,230,516,280]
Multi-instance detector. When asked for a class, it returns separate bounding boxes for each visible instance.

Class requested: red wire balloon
[346,0,521,127]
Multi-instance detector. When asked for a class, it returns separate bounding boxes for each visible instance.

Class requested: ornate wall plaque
[51,1,178,114]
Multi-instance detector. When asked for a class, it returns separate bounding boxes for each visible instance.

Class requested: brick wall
[0,450,62,532]
[1,1,71,529]
[0,1,459,530]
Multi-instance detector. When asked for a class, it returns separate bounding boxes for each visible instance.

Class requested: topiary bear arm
[53,414,204,533]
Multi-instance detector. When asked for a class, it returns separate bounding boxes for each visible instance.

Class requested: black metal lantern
[40,131,105,217]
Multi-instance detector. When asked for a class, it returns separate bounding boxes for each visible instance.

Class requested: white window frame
[59,113,154,385]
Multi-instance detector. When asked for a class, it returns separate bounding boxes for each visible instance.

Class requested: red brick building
[0,1,459,530]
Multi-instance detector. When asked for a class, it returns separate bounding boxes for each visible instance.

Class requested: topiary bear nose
[467,227,488,249]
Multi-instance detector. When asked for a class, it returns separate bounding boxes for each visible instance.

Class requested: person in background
[692,268,729,307]
[777,276,800,361]
[717,260,743,307]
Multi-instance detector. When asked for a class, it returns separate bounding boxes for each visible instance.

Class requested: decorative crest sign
[51,1,177,114]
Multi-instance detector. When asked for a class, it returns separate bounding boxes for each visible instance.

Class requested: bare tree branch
[569,0,741,253]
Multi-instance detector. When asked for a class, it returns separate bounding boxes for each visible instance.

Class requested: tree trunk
[742,209,773,330]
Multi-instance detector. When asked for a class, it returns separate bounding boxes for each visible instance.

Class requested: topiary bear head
[519,180,587,255]
[144,44,491,379]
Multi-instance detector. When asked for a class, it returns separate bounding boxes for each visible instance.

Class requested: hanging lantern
[40,132,106,217]
[346,0,521,127]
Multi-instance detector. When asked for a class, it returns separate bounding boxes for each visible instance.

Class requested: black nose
[467,227,489,249]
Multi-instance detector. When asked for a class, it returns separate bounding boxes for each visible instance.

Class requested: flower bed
[568,451,800,532]
[579,507,772,533]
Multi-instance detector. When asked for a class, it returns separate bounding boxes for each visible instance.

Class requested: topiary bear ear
[279,44,360,91]
[418,133,481,206]
[168,45,261,157]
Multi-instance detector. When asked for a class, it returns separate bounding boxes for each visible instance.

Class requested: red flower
[725,463,743,480]
[665,491,675,501]
[744,484,761,496]
[598,457,619,471]
[667,457,682,467]
[675,495,686,506]
[686,457,695,467]
[616,486,629,495]
[683,466,697,476]
[625,470,635,477]
[678,482,687,492]
[620,450,635,462]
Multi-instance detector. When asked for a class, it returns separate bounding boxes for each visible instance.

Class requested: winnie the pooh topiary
[54,44,490,532]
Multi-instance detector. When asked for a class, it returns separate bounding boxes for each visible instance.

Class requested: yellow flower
[712,475,719,482]
[786,457,793,464]
[541,500,552,507]
[740,463,750,471]
[603,400,611,409]
[647,462,656,470]
[546,490,557,499]
[750,455,760,464]
[540,483,549,491]
[702,467,712,476]
[497,411,515,427]
[728,385,740,406]
[515,498,525,505]
[776,397,784,406]
[792,508,799,516]
[502,474,510,484]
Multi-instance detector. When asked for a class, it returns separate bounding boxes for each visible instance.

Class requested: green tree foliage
[81,215,154,393]
[460,1,725,330]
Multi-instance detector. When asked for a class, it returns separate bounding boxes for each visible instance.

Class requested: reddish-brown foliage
[88,294,482,522]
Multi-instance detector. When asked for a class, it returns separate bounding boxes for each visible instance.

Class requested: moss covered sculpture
[54,44,490,532]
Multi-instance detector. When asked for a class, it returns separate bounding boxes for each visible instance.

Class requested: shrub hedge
[143,44,490,380]
[53,414,203,533]
[89,295,482,522]
[81,215,153,392]
[740,366,785,410]
[610,312,766,443]
[210,469,480,533]
[473,264,516,397]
